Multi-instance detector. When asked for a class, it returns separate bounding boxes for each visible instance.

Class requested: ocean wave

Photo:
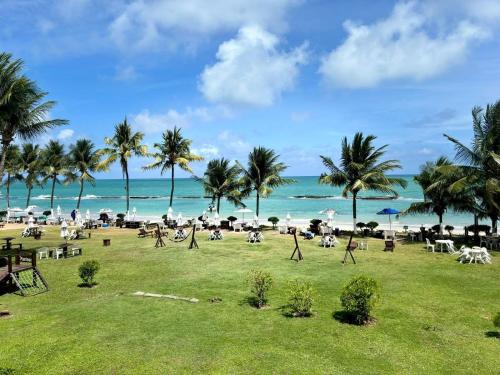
[32,194,52,200]
[289,195,345,200]
[396,197,424,202]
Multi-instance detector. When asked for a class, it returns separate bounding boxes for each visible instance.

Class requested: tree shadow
[485,331,500,338]
[332,310,374,325]
[77,282,98,288]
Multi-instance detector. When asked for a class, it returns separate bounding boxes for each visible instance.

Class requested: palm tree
[41,140,67,209]
[196,158,244,214]
[67,139,102,209]
[238,147,293,216]
[319,133,407,233]
[98,118,148,211]
[405,157,471,231]
[143,126,203,209]
[0,56,67,182]
[444,101,500,233]
[2,145,22,208]
[20,143,42,207]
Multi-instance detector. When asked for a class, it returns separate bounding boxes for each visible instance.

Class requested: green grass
[1,227,499,374]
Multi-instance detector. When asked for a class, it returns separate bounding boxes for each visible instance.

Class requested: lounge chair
[137,227,154,238]
[384,240,395,252]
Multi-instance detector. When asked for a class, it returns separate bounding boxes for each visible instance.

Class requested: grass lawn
[0,227,499,374]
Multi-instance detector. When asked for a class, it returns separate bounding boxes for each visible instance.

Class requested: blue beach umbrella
[377,208,400,230]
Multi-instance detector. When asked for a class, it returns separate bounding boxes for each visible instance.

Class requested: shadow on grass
[278,304,313,318]
[333,310,375,326]
[485,331,500,338]
[77,282,98,288]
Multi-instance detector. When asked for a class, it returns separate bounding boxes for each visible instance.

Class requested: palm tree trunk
[438,212,444,238]
[26,186,32,208]
[125,163,130,212]
[256,192,260,217]
[473,214,479,244]
[491,215,498,234]
[352,193,357,234]
[217,196,221,214]
[50,175,57,209]
[6,173,11,208]
[77,179,84,209]
[0,142,9,186]
[169,166,175,208]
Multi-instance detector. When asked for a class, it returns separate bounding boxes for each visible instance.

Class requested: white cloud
[192,144,219,158]
[114,65,137,81]
[109,0,300,51]
[57,129,75,140]
[218,130,251,154]
[290,111,310,123]
[131,107,214,135]
[200,25,308,107]
[417,147,434,155]
[319,1,488,88]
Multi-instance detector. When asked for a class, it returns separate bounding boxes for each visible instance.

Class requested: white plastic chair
[425,238,435,252]
[38,247,49,260]
[53,248,64,259]
[233,223,242,232]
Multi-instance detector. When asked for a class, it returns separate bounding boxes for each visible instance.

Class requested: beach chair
[233,223,242,232]
[174,228,187,240]
[53,247,64,259]
[21,227,30,238]
[38,247,50,260]
[69,247,82,256]
[278,225,288,234]
[384,240,395,252]
[320,235,333,248]
[425,238,435,252]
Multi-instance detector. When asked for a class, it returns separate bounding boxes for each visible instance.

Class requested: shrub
[268,216,279,228]
[247,270,273,308]
[366,221,379,232]
[0,211,7,220]
[340,275,380,325]
[0,368,18,375]
[43,210,52,216]
[445,225,454,236]
[493,312,500,328]
[227,216,237,223]
[78,260,100,287]
[287,279,314,317]
[356,222,366,229]
[117,213,125,220]
[310,219,322,227]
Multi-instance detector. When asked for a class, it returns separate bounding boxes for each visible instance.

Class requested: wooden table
[1,237,15,251]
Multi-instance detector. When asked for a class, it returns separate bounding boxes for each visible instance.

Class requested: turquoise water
[0,176,480,227]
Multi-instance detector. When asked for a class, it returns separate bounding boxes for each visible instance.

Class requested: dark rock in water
[359,196,396,200]
[291,195,337,199]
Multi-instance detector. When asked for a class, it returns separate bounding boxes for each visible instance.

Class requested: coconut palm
[20,143,42,207]
[319,132,407,233]
[41,140,68,209]
[0,52,23,105]
[98,118,148,211]
[67,139,102,209]
[405,157,472,231]
[196,158,244,214]
[0,56,67,182]
[238,147,294,216]
[2,145,22,208]
[143,126,203,209]
[444,101,500,233]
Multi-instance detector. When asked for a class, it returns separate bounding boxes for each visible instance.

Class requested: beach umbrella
[28,215,35,228]
[213,212,220,226]
[60,220,69,239]
[50,208,54,219]
[177,213,183,226]
[285,212,291,226]
[125,210,130,221]
[377,208,400,230]
[235,207,252,222]
[252,215,259,228]
[132,207,136,220]
[85,209,91,221]
[201,210,208,222]
[167,207,174,220]
[319,208,336,227]
[57,205,61,217]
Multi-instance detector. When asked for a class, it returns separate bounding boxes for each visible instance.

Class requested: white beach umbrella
[57,205,61,217]
[235,207,252,222]
[60,220,69,239]
[132,207,136,220]
[285,212,291,226]
[167,207,174,220]
[213,212,220,226]
[177,213,184,226]
[125,210,130,221]
[201,210,208,222]
[85,209,91,221]
[28,215,35,228]
[252,215,259,228]
[50,208,54,219]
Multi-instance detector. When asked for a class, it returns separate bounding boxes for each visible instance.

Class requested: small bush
[493,312,500,328]
[310,219,322,227]
[356,222,366,229]
[43,210,52,217]
[0,368,18,375]
[247,270,273,308]
[227,216,237,223]
[117,213,125,220]
[366,221,379,232]
[340,275,380,325]
[287,279,314,317]
[78,260,100,287]
[268,216,279,228]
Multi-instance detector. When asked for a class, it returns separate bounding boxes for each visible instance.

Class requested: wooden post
[188,223,199,250]
[155,224,166,248]
[343,234,357,265]
[290,230,303,261]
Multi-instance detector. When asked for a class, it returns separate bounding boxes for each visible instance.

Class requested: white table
[435,240,454,252]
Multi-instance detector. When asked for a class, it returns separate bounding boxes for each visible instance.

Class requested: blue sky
[1,0,499,178]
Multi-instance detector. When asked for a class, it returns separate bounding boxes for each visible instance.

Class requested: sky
[1,0,499,178]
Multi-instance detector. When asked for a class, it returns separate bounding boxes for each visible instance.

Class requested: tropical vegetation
[319,132,407,233]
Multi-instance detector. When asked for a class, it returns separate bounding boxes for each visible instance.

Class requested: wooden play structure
[0,244,49,296]
[343,234,357,265]
[188,223,199,250]
[290,229,304,261]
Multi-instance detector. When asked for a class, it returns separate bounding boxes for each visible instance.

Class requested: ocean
[0,176,483,228]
